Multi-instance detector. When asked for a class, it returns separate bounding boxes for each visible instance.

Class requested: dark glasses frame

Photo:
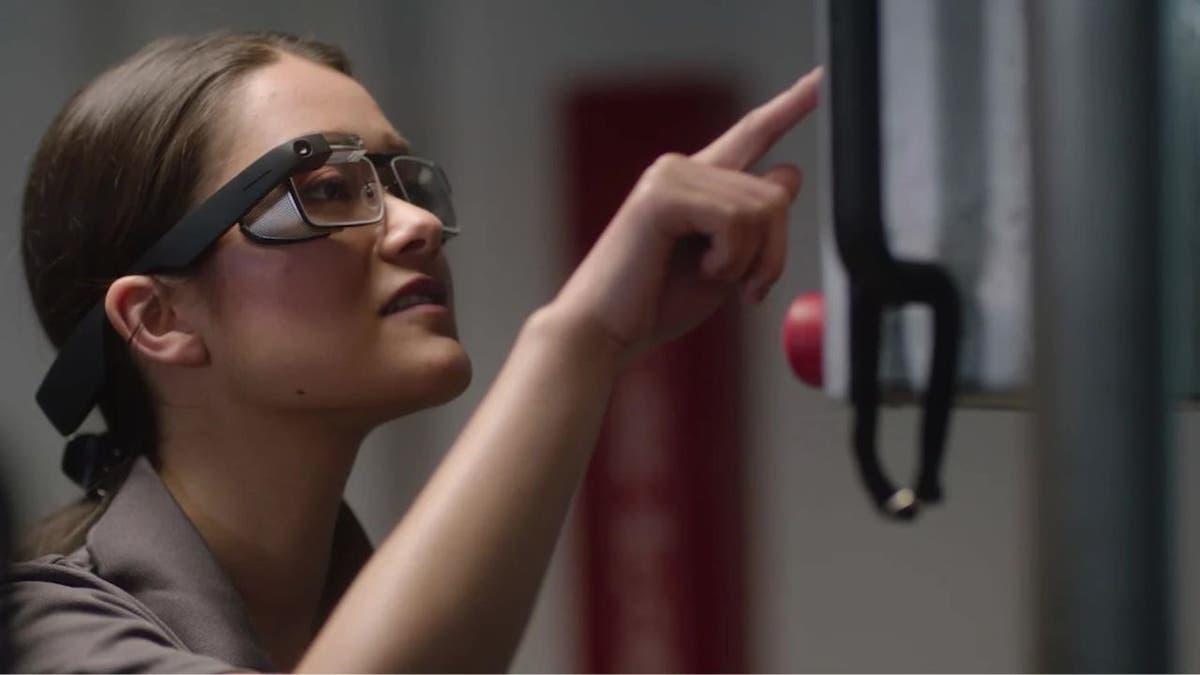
[37,132,409,436]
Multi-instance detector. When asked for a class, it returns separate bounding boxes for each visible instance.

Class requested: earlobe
[104,276,210,367]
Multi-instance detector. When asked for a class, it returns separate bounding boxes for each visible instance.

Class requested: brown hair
[18,30,352,559]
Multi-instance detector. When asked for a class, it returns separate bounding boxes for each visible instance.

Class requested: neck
[156,402,368,670]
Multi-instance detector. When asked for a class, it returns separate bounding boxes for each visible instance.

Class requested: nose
[377,193,443,262]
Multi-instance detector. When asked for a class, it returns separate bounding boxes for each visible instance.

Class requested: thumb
[760,163,804,202]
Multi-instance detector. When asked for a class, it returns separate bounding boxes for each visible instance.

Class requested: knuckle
[648,152,686,176]
[747,180,787,216]
[634,153,687,198]
[764,183,791,210]
[719,200,742,223]
[739,200,772,227]
[632,177,657,199]
[751,199,776,223]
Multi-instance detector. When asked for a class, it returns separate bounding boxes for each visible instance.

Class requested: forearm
[298,302,619,673]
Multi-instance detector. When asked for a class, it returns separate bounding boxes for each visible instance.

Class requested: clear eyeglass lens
[292,159,384,227]
[389,157,458,235]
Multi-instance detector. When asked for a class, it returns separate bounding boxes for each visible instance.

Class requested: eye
[299,173,353,202]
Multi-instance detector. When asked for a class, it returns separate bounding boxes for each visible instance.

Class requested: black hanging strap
[830,0,962,520]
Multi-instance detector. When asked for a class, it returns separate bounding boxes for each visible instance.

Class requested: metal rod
[1028,0,1170,670]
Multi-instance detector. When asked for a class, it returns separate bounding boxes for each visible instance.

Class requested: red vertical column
[563,80,746,673]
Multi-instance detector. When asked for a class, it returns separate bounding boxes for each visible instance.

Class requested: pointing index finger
[693,66,823,170]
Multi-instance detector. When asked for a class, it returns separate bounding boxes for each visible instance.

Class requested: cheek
[218,247,361,319]
[199,237,372,387]
[190,232,470,418]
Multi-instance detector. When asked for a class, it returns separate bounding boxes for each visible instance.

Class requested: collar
[86,456,373,671]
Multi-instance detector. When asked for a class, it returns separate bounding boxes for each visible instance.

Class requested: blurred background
[0,0,1195,671]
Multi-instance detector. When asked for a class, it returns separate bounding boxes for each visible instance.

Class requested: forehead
[211,53,408,185]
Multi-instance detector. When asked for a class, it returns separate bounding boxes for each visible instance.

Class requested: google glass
[37,132,456,436]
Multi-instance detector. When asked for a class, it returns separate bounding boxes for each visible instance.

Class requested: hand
[552,66,823,364]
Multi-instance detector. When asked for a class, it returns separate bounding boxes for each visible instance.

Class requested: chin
[423,345,473,405]
[377,340,473,417]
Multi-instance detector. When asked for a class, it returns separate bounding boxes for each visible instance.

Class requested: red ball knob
[782,292,824,388]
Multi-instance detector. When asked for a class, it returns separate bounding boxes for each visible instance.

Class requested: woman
[9,30,819,672]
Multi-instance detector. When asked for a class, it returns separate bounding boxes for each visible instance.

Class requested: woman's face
[181,53,471,427]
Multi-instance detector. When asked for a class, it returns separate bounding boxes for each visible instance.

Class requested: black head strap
[36,134,334,437]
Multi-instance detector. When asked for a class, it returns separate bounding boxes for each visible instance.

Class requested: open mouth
[380,277,448,316]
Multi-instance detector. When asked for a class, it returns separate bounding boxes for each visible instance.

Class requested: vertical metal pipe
[1029,0,1169,671]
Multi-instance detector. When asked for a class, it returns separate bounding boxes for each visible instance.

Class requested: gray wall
[1,1,1196,671]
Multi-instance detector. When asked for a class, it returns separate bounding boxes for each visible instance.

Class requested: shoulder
[5,551,245,673]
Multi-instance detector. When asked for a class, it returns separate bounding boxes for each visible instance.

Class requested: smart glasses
[37,132,456,436]
[242,137,457,243]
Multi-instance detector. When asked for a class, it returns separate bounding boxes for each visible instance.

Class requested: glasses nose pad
[363,181,380,206]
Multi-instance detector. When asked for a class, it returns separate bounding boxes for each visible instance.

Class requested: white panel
[821,0,1032,402]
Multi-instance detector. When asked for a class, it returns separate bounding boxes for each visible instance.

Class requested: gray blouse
[5,457,373,673]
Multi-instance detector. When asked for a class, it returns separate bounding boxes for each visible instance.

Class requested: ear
[104,275,210,367]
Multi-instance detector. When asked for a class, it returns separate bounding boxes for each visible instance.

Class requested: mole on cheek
[295,389,307,396]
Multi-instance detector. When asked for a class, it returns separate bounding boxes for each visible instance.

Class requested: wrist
[522,301,629,377]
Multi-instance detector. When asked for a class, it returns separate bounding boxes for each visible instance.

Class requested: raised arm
[297,66,823,674]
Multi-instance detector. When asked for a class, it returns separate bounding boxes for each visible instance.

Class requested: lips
[379,276,448,316]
